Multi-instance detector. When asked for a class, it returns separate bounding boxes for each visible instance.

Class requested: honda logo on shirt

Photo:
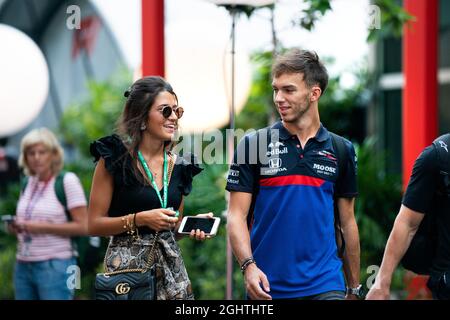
[269,158,282,169]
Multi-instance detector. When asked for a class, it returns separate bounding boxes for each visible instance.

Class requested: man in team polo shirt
[226,49,361,300]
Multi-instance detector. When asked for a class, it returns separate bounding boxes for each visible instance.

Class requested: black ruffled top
[90,135,203,234]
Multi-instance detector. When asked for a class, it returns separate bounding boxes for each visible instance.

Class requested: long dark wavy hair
[117,76,178,183]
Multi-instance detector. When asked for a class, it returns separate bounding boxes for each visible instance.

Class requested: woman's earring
[140,124,147,131]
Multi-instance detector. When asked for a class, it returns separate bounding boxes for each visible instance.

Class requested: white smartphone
[178,216,221,236]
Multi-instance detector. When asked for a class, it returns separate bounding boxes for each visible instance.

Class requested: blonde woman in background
[8,128,87,300]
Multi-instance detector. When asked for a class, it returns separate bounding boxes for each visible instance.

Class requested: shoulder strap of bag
[330,132,349,258]
[103,233,159,275]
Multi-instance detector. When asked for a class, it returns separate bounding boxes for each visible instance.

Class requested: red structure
[402,0,438,300]
[71,16,101,59]
[402,0,438,189]
[141,0,165,77]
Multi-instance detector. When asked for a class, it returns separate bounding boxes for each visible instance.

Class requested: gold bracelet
[128,214,135,236]
[133,213,140,240]
[133,212,138,228]
[130,213,136,236]
[121,216,127,231]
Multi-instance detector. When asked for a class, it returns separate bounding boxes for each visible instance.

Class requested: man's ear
[310,86,322,102]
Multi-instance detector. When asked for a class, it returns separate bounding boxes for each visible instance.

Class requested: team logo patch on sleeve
[227,166,240,184]
[315,150,337,161]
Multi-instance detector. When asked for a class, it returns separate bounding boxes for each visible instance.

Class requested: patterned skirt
[103,231,194,300]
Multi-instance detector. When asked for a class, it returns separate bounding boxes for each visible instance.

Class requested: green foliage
[0,244,15,299]
[0,183,21,218]
[59,70,131,158]
[289,0,413,42]
[319,61,372,139]
[354,138,403,289]
[0,183,21,299]
[297,0,333,31]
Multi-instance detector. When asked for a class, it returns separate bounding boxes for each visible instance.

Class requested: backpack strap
[330,132,349,258]
[245,127,270,229]
[20,175,29,194]
[54,171,71,221]
[330,132,349,182]
[55,171,82,257]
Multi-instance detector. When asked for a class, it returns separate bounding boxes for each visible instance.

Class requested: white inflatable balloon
[0,24,49,137]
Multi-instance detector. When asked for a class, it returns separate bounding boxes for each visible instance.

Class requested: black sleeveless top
[90,134,202,234]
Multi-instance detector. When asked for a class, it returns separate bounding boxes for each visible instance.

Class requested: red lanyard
[24,177,51,220]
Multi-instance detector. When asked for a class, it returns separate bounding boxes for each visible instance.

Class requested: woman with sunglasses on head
[88,76,213,300]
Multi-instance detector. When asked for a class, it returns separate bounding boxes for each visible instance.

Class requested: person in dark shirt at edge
[367,133,450,300]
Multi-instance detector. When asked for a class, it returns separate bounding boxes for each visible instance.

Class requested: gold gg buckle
[115,283,131,295]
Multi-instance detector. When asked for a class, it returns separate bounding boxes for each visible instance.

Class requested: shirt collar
[271,120,330,142]
[271,121,292,141]
[315,124,329,142]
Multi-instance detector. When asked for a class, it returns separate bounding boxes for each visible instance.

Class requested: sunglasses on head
[160,105,184,119]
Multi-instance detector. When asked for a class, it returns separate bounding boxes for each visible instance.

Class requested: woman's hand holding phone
[189,212,213,241]
[177,213,219,241]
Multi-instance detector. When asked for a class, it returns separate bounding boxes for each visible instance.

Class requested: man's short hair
[272,48,329,95]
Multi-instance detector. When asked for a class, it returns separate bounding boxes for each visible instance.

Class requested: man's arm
[227,191,271,300]
[337,197,360,298]
[366,205,424,300]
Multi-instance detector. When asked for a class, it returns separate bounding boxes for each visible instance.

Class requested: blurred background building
[0,0,124,151]
[370,0,450,176]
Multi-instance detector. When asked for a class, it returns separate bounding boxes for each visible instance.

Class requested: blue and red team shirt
[226,121,358,299]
